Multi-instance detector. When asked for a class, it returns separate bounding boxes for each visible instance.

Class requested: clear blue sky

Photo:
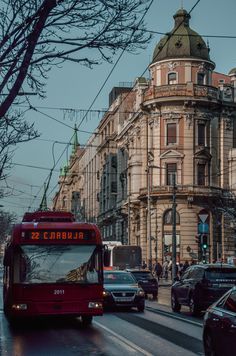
[1,0,236,219]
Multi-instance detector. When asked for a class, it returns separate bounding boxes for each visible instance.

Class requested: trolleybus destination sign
[24,230,94,241]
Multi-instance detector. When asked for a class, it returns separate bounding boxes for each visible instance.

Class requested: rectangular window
[168,73,177,85]
[167,123,177,145]
[198,123,205,145]
[166,163,177,185]
[197,73,205,85]
[197,164,205,185]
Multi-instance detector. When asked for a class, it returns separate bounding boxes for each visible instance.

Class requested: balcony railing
[139,184,223,197]
[143,83,219,102]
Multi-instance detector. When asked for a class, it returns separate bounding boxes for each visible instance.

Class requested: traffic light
[202,234,208,249]
[164,244,169,253]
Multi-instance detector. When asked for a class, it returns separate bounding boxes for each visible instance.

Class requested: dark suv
[127,269,158,300]
[171,263,236,315]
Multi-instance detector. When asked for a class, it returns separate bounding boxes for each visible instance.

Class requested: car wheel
[152,292,158,300]
[81,315,93,326]
[189,295,200,316]
[171,292,181,312]
[137,305,145,312]
[204,331,217,356]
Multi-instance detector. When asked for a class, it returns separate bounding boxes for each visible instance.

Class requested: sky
[1,0,236,220]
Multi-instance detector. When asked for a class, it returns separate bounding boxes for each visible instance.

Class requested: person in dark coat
[182,260,190,272]
[142,260,147,269]
[154,262,163,280]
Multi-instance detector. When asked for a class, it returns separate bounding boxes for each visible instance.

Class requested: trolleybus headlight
[136,289,145,297]
[103,290,111,297]
[88,302,103,309]
[12,304,28,310]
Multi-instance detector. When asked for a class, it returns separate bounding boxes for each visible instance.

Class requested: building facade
[53,9,236,264]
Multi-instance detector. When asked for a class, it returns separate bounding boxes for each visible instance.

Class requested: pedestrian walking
[142,260,147,269]
[154,261,163,280]
[182,260,190,272]
[162,260,169,280]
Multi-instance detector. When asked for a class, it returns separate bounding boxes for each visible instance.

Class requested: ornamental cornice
[162,112,182,121]
[197,112,213,121]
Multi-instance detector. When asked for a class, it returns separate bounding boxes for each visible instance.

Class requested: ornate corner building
[53,9,236,264]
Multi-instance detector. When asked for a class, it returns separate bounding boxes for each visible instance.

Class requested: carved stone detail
[167,62,177,71]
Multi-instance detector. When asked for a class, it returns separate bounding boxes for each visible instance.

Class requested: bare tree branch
[0,0,152,185]
[0,0,151,117]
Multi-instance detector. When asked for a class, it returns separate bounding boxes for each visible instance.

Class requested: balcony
[139,184,223,199]
[143,83,219,104]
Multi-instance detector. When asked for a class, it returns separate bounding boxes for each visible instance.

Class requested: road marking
[146,306,203,327]
[94,321,153,356]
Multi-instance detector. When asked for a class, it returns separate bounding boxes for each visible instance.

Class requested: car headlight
[136,289,145,297]
[103,290,111,297]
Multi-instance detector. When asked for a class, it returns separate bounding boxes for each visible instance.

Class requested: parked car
[126,269,158,300]
[203,286,236,356]
[171,263,236,315]
[103,270,145,312]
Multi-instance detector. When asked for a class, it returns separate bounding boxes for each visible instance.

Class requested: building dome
[228,68,236,76]
[152,9,210,63]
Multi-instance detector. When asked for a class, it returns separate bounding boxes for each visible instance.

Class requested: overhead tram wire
[127,27,236,39]
[76,0,155,131]
[57,0,202,152]
[15,0,206,211]
[25,0,156,210]
[105,0,202,123]
[28,132,76,211]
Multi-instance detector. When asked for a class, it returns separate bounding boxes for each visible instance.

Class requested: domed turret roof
[152,9,210,63]
[228,68,236,76]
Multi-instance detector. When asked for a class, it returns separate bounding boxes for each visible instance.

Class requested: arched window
[163,209,180,225]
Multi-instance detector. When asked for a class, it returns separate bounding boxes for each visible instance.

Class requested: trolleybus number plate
[54,289,65,295]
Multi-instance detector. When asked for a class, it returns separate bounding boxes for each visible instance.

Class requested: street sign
[199,214,209,223]
[198,223,209,233]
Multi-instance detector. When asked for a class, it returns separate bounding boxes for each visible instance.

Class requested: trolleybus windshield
[14,245,102,284]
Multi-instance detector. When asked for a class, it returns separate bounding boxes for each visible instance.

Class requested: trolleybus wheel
[81,315,93,326]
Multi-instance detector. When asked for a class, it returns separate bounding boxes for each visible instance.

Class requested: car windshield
[13,245,102,284]
[205,268,236,280]
[104,272,136,284]
[131,272,154,280]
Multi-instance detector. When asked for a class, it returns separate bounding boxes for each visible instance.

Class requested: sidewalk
[158,277,172,287]
[145,278,172,308]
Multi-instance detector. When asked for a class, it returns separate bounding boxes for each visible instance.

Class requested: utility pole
[147,163,152,270]
[172,174,177,282]
[128,171,131,245]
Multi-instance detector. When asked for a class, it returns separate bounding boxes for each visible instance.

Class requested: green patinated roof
[152,9,210,63]
[229,68,236,75]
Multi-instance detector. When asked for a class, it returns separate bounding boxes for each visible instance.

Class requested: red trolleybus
[3,211,108,325]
